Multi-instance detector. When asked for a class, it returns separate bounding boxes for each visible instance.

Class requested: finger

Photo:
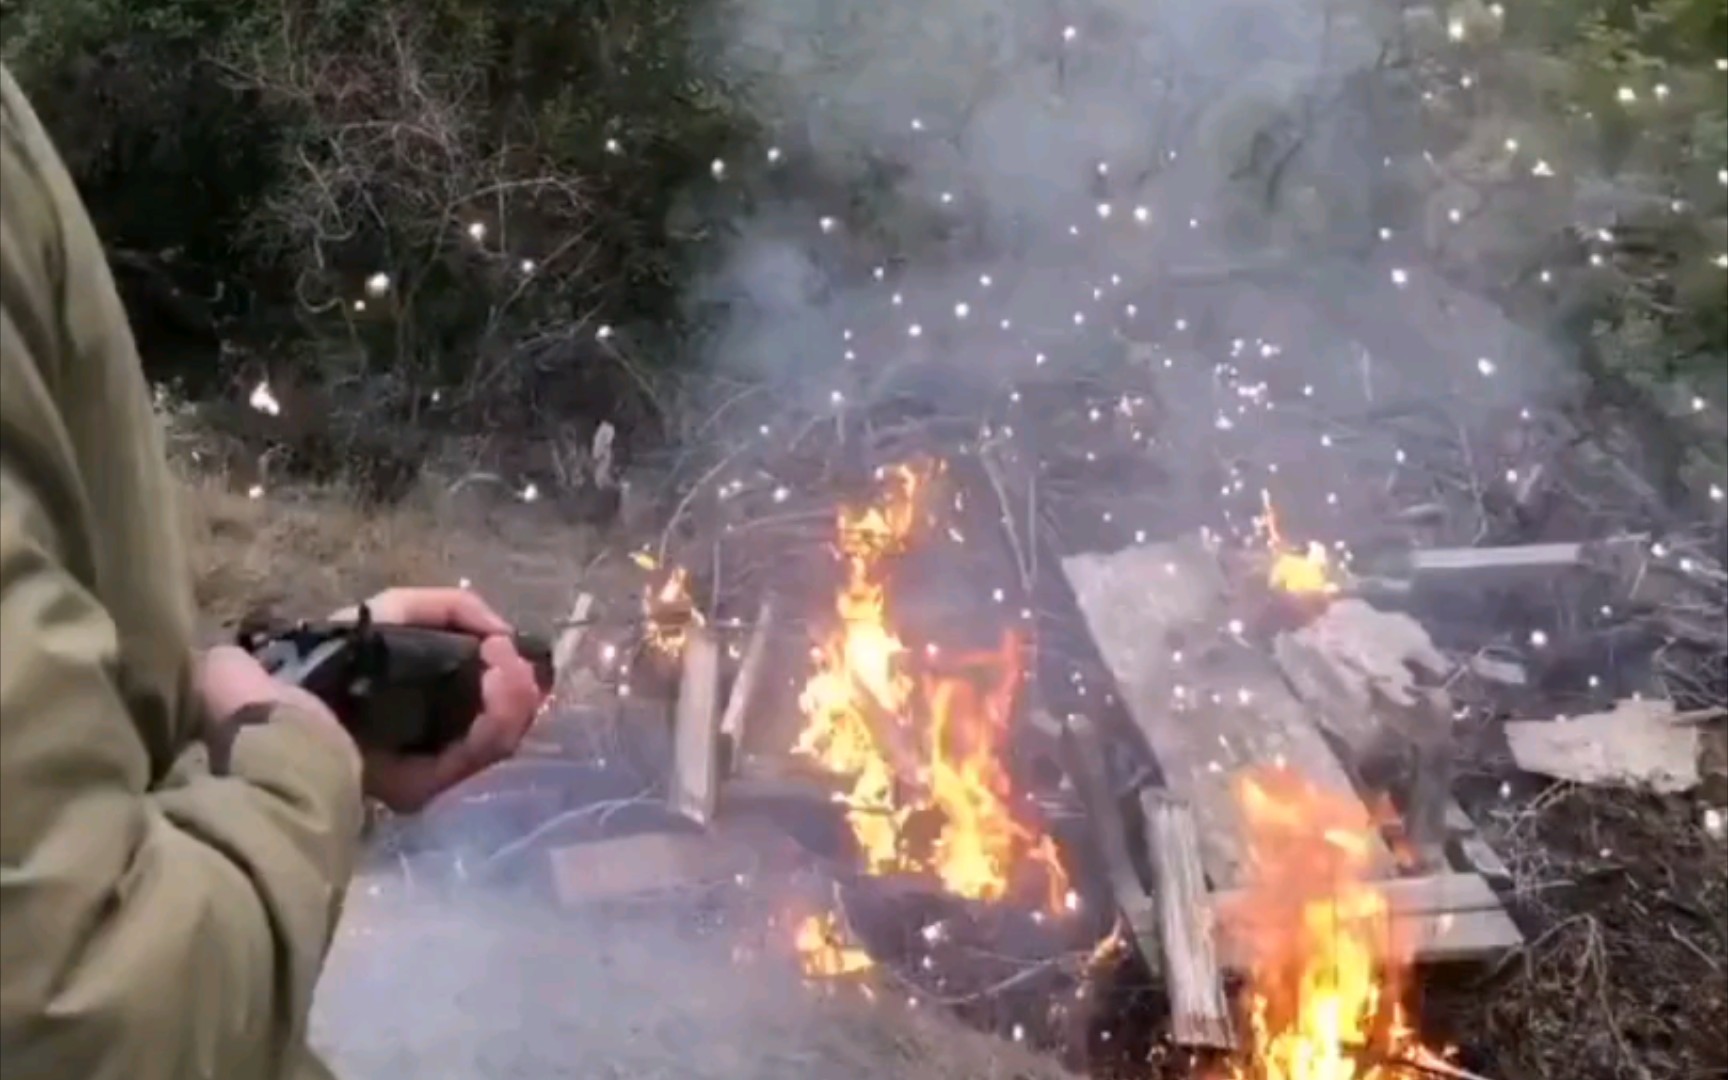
[354,587,511,635]
[361,751,466,814]
[469,664,541,760]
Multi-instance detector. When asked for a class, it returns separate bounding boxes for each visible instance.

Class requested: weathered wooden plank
[1444,801,1512,884]
[1141,790,1233,1049]
[670,623,723,825]
[718,599,774,777]
[1062,536,1390,889]
[1505,698,1715,794]
[550,591,595,696]
[1058,714,1163,978]
[1208,872,1522,966]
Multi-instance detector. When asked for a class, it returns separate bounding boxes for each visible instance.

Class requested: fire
[795,462,1070,912]
[631,550,703,657]
[1260,493,1338,597]
[1223,767,1425,1080]
[795,912,875,978]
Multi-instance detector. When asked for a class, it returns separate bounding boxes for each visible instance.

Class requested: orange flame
[795,912,875,978]
[795,462,1069,917]
[633,551,703,658]
[1223,767,1426,1080]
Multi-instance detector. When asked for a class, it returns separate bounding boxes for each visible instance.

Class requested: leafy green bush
[1417,0,1726,399]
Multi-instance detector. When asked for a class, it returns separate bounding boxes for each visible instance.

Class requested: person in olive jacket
[1,63,547,1080]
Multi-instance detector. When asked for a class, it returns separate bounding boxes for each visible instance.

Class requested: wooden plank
[1141,790,1233,1049]
[1504,698,1712,794]
[1208,872,1522,966]
[1062,536,1391,888]
[670,623,723,825]
[1058,714,1162,977]
[1444,801,1512,884]
[547,830,747,906]
[550,591,595,696]
[717,598,774,776]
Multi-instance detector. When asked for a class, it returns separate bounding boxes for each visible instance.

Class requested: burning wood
[793,459,1072,973]
[1218,766,1443,1080]
[795,911,875,978]
[1260,492,1340,599]
[631,549,704,659]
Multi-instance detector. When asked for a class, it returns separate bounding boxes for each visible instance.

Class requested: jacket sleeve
[0,460,366,1080]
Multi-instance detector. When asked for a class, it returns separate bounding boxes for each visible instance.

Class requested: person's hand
[196,644,352,751]
[335,586,546,813]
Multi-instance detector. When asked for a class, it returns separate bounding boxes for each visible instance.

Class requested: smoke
[311,888,812,1080]
[310,881,1057,1080]
[686,0,1576,542]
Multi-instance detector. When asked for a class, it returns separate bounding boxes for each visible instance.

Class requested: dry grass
[180,473,460,634]
[1426,784,1728,1080]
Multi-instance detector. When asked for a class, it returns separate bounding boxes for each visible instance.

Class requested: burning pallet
[1059,533,1524,1049]
[587,453,1533,1077]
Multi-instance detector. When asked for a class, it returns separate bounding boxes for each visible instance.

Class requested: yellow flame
[1224,767,1425,1080]
[795,912,874,978]
[640,559,703,659]
[1262,493,1338,597]
[794,461,1069,912]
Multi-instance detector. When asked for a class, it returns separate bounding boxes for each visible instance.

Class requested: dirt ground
[1429,780,1728,1080]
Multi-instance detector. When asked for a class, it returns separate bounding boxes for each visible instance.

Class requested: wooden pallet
[1061,535,1523,1045]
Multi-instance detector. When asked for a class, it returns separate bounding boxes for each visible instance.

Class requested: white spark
[819,216,837,233]
[605,137,622,154]
[954,302,970,319]
[521,483,539,503]
[908,323,923,338]
[1134,205,1151,224]
[364,272,392,297]
[247,484,265,500]
[1529,629,1548,648]
[1532,159,1555,177]
[1391,267,1410,287]
[466,221,487,242]
[710,158,726,179]
[1477,356,1498,377]
[248,382,281,416]
[597,325,614,342]
[766,146,782,164]
[1616,86,1637,104]
[1062,25,1077,42]
[1447,16,1465,40]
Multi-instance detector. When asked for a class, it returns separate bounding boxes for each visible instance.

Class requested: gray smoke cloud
[687,0,1574,543]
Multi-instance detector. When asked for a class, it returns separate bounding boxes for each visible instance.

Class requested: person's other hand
[335,586,546,813]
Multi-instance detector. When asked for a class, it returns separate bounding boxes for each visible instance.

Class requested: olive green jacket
[1,66,363,1079]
